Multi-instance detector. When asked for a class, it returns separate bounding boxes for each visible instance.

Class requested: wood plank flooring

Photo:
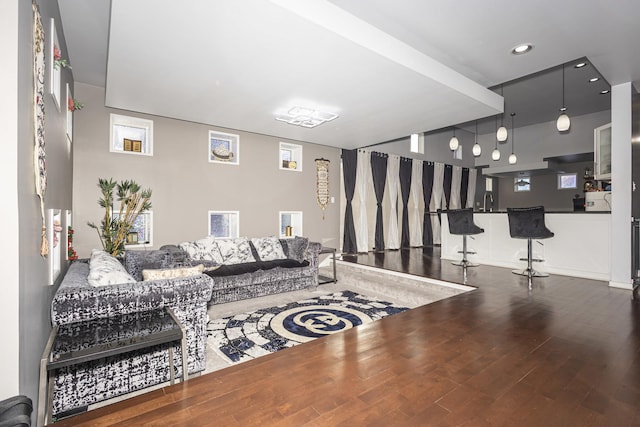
[53,248,640,426]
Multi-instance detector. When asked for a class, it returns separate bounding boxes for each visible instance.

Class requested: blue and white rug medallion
[207,290,409,364]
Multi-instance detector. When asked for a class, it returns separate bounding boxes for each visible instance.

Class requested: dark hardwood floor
[54,248,640,426]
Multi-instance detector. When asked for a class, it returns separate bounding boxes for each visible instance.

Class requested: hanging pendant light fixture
[508,112,517,164]
[492,115,501,161]
[497,84,508,141]
[449,128,459,151]
[557,64,571,132]
[472,120,481,157]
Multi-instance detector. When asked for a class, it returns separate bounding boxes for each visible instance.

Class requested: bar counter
[441,211,611,281]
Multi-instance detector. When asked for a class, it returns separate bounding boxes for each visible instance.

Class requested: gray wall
[0,0,73,408]
[73,83,341,257]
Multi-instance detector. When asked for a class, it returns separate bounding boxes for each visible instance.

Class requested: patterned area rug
[207,290,409,365]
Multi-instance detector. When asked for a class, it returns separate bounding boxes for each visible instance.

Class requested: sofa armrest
[51,262,214,326]
[124,250,172,281]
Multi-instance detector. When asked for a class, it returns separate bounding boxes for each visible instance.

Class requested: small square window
[208,211,239,238]
[279,211,303,238]
[110,114,153,156]
[453,145,462,160]
[279,142,302,171]
[113,210,153,247]
[410,134,424,154]
[514,177,531,192]
[558,173,577,189]
[209,131,240,165]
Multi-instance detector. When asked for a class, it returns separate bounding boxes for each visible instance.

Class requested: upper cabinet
[594,123,611,180]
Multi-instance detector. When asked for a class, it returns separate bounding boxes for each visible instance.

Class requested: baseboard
[609,280,633,290]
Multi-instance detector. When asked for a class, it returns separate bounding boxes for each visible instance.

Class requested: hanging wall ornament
[315,158,330,219]
[33,1,48,256]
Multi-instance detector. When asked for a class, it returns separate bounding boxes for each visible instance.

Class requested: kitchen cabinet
[594,123,612,180]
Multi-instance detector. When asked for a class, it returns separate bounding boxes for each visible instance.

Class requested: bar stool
[447,208,484,268]
[506,206,554,278]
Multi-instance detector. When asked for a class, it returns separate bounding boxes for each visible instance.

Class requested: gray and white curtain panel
[341,149,478,253]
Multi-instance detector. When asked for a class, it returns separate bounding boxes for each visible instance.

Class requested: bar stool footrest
[512,268,549,277]
[452,260,479,267]
[519,257,545,263]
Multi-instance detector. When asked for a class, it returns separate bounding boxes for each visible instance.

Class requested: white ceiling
[58,0,640,149]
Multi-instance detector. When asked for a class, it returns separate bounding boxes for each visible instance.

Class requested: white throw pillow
[88,249,137,287]
[215,238,256,264]
[250,237,286,261]
[179,236,223,263]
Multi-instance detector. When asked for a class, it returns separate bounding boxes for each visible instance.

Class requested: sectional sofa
[48,236,320,418]
[163,235,322,304]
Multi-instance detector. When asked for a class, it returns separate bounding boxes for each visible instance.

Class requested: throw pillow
[88,249,137,287]
[179,236,223,264]
[288,236,309,262]
[142,264,204,281]
[250,236,286,261]
[215,237,256,264]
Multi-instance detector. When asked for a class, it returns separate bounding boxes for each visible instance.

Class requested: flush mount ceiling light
[574,62,588,69]
[600,89,610,94]
[508,113,517,165]
[492,115,501,161]
[511,43,534,55]
[556,64,571,132]
[497,84,508,142]
[449,129,459,151]
[472,120,481,157]
[589,77,600,83]
[275,106,339,128]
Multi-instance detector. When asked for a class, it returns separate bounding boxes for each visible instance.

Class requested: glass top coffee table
[318,246,338,284]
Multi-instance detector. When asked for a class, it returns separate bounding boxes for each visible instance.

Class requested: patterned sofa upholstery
[161,236,322,305]
[49,252,213,419]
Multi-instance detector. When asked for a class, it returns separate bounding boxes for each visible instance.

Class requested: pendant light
[557,64,571,131]
[492,115,501,161]
[508,112,517,164]
[497,84,508,141]
[449,128,459,151]
[472,120,481,157]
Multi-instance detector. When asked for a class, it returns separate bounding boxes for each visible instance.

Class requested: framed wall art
[209,131,239,165]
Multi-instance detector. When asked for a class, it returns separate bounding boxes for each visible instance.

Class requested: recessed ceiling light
[589,77,600,83]
[600,90,610,94]
[511,44,534,55]
[574,62,588,68]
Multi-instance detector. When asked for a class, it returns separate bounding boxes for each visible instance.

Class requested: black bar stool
[506,206,554,278]
[447,208,484,268]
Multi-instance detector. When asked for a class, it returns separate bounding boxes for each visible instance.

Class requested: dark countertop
[472,210,610,214]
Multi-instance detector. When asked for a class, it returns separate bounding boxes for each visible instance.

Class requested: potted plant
[87,178,152,257]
